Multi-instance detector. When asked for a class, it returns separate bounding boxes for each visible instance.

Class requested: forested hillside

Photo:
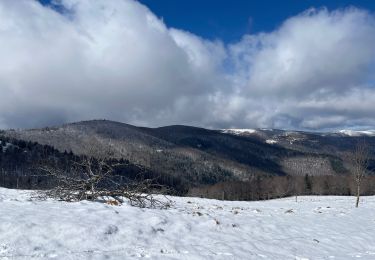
[2,120,375,200]
[0,135,185,192]
[5,120,355,180]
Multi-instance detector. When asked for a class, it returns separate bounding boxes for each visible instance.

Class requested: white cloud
[238,8,375,96]
[223,7,375,129]
[0,1,374,130]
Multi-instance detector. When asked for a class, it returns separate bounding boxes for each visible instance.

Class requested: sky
[139,0,375,43]
[1,0,375,130]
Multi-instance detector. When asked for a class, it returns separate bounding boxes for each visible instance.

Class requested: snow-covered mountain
[336,130,375,137]
[1,188,374,259]
[221,127,375,147]
[221,128,375,137]
[221,128,258,135]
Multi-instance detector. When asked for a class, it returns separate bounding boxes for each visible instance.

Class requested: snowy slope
[337,130,375,137]
[1,188,375,259]
[221,129,257,135]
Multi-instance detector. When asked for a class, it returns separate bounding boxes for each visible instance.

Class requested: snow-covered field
[1,188,375,260]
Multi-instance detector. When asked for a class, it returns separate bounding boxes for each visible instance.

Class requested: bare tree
[36,146,172,209]
[347,140,370,208]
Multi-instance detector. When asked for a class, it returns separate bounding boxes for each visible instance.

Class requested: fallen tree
[36,147,172,208]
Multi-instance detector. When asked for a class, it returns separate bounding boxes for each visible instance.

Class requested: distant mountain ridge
[335,129,375,137]
[3,120,375,187]
[221,128,375,137]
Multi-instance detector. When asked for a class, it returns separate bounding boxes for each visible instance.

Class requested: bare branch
[35,152,172,209]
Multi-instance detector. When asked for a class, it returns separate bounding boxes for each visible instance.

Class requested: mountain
[220,128,375,155]
[4,120,374,189]
[336,129,375,137]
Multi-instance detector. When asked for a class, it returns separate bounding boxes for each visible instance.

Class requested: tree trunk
[356,183,360,208]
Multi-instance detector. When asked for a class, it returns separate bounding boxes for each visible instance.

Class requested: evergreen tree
[304,174,312,194]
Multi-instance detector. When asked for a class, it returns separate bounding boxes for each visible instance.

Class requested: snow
[221,128,375,138]
[221,129,257,135]
[266,139,277,144]
[1,188,375,259]
[338,130,375,137]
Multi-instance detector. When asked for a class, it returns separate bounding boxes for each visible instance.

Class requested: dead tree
[37,147,172,209]
[347,141,370,208]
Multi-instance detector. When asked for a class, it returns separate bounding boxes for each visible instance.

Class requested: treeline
[0,136,74,189]
[188,175,375,201]
[0,136,186,193]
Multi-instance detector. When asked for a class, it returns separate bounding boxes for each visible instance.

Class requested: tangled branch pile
[37,154,172,209]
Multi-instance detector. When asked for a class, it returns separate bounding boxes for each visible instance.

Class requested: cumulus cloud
[0,0,374,130]
[220,7,375,130]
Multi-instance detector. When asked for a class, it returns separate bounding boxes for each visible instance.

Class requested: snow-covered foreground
[1,189,375,260]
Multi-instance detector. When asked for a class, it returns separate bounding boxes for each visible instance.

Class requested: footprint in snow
[104,224,119,235]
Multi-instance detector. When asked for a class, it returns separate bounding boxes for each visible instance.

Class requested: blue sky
[41,0,375,43]
[140,0,375,42]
